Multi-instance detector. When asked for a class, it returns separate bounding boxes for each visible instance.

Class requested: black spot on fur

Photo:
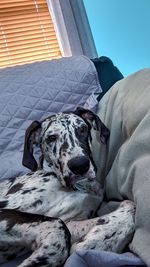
[26,172,34,176]
[53,144,57,156]
[104,231,116,240]
[0,200,8,208]
[36,255,49,264]
[42,172,57,178]
[8,176,17,185]
[43,178,50,182]
[6,183,23,195]
[57,159,63,174]
[48,252,56,256]
[32,199,42,207]
[76,118,83,125]
[56,243,61,249]
[21,187,36,194]
[31,187,37,191]
[69,131,75,148]
[60,141,69,155]
[96,218,108,225]
[90,244,96,249]
[78,236,84,243]
[51,242,57,247]
[43,245,48,249]
[38,189,45,192]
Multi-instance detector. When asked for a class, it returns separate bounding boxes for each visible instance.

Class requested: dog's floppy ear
[75,107,110,144]
[22,121,41,171]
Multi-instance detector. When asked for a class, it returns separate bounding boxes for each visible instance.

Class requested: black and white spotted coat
[0,108,135,267]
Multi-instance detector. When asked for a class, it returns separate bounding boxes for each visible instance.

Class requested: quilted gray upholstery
[0,55,102,179]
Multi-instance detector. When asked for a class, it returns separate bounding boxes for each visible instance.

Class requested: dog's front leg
[68,200,135,254]
[18,218,70,267]
[0,209,71,267]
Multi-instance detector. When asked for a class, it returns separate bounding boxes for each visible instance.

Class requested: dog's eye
[46,134,58,143]
[79,125,88,134]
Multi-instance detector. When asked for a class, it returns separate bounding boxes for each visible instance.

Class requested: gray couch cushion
[0,55,101,179]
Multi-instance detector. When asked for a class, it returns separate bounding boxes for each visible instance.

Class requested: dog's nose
[67,156,90,175]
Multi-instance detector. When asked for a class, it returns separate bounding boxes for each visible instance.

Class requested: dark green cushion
[91,56,124,101]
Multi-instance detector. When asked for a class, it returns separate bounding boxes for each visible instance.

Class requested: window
[0,0,97,69]
[47,0,97,58]
[0,0,62,68]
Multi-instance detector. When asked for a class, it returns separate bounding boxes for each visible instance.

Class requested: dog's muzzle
[67,156,90,175]
[65,155,101,195]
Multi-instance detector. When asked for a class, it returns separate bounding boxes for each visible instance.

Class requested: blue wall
[84,0,150,76]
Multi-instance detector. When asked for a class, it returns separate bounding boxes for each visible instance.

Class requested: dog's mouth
[64,168,95,186]
[64,174,92,186]
[63,173,102,196]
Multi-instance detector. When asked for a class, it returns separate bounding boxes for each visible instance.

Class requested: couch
[0,55,145,267]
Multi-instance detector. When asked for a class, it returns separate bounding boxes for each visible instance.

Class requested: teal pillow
[92,56,124,101]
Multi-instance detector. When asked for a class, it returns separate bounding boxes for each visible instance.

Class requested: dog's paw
[71,200,135,254]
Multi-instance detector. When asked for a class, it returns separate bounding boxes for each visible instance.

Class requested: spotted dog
[0,108,135,267]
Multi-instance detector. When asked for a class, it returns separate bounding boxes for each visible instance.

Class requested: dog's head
[22,107,110,188]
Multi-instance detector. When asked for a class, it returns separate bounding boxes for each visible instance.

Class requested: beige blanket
[92,68,150,266]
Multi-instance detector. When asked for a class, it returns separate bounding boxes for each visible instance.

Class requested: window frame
[46,0,98,58]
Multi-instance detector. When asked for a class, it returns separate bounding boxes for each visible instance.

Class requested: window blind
[0,0,62,68]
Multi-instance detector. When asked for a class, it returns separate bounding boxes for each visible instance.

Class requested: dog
[0,107,135,267]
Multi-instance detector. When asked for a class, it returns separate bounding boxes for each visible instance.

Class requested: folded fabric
[92,68,150,266]
[64,250,145,267]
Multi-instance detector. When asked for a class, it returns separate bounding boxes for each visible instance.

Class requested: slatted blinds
[0,0,62,68]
